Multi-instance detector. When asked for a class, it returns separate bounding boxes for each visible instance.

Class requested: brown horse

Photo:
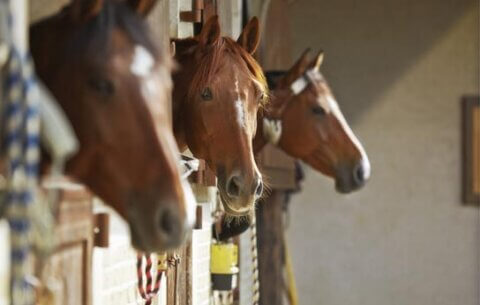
[254,49,371,193]
[214,49,371,240]
[30,0,195,252]
[172,17,268,216]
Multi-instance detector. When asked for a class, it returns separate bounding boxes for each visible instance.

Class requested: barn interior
[0,1,478,305]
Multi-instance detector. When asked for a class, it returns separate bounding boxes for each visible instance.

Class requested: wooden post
[249,0,296,302]
[256,145,298,305]
[256,191,285,305]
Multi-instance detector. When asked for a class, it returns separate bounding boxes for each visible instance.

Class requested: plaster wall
[286,1,479,304]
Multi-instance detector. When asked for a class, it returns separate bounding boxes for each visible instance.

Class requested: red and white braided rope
[137,253,164,305]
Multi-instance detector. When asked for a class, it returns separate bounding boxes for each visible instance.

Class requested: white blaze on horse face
[234,77,246,128]
[326,95,371,179]
[141,67,169,121]
[131,45,155,77]
[131,45,171,141]
[130,45,164,114]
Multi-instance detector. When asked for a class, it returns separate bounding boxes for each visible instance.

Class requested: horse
[213,49,371,240]
[254,49,371,193]
[30,0,195,252]
[171,16,268,216]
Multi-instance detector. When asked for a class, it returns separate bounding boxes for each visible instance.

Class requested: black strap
[265,70,287,90]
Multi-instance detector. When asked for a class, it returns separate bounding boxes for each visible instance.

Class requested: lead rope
[3,47,41,305]
[250,212,260,305]
[137,252,168,305]
[1,2,77,304]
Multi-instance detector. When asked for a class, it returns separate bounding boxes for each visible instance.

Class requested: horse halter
[290,68,321,95]
[262,68,320,145]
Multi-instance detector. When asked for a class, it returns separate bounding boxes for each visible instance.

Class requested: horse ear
[237,17,260,54]
[278,48,311,87]
[71,0,104,22]
[127,0,158,17]
[310,50,324,71]
[197,16,221,47]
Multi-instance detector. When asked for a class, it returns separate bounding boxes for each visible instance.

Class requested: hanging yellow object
[211,243,238,274]
[211,243,239,291]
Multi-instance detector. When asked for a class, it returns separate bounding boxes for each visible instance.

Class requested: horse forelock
[227,38,269,107]
[184,37,269,108]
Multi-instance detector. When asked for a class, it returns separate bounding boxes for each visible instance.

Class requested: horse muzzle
[335,159,370,193]
[216,169,263,216]
[127,201,191,252]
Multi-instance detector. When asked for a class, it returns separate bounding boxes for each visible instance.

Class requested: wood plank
[40,188,94,305]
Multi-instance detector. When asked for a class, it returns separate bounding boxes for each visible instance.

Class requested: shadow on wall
[290,0,478,122]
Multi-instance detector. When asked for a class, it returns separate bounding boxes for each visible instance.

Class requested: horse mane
[176,37,269,107]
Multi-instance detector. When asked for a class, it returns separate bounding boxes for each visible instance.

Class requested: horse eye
[201,87,213,101]
[312,106,326,116]
[88,78,115,96]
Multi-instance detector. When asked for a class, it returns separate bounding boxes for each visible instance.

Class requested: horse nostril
[226,176,241,198]
[159,208,177,236]
[254,179,263,197]
[353,163,365,185]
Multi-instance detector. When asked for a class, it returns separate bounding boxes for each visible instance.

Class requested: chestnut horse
[30,0,195,252]
[214,49,371,240]
[172,17,268,216]
[254,49,371,193]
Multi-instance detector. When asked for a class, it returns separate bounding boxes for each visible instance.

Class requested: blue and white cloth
[1,1,47,304]
[3,46,41,305]
[0,1,79,304]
